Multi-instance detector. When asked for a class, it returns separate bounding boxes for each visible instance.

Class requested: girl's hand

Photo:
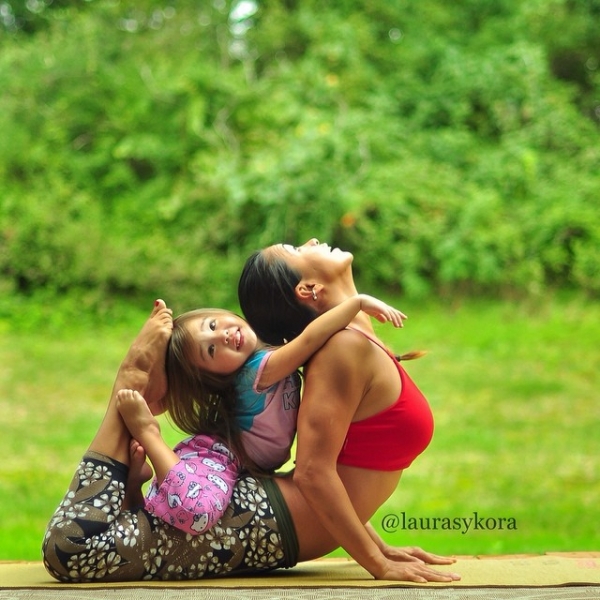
[358,294,407,327]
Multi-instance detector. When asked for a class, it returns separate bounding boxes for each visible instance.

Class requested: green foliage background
[1,0,599,312]
[0,1,599,561]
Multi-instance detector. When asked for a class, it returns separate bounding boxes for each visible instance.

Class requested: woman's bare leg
[87,299,173,465]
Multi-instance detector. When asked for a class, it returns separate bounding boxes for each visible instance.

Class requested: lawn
[1,293,598,560]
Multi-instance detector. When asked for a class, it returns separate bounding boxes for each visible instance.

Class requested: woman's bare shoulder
[307,327,373,367]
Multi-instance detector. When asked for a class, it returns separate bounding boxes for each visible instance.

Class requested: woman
[42,259,459,584]
[238,238,457,581]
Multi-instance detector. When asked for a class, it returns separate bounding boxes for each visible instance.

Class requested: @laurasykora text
[381,512,517,535]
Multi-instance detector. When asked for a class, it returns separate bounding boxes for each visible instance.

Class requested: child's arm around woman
[256,293,407,389]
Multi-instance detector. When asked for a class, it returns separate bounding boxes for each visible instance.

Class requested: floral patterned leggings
[42,451,297,582]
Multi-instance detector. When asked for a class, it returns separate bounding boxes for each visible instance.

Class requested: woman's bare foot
[123,439,153,509]
[116,389,161,444]
[88,300,172,464]
[116,299,173,414]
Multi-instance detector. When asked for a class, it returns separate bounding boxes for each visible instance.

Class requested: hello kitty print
[145,435,240,535]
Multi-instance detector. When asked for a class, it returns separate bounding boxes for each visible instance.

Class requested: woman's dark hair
[238,249,318,346]
[239,248,427,364]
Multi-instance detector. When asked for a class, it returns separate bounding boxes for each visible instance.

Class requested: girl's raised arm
[257,294,406,389]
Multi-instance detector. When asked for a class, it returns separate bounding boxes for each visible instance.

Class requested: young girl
[116,293,407,535]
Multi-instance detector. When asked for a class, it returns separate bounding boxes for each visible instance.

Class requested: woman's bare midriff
[275,465,403,561]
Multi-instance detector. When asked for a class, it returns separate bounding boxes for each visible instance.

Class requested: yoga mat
[1,554,599,589]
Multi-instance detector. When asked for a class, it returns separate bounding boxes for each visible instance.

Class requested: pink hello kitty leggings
[144,434,241,535]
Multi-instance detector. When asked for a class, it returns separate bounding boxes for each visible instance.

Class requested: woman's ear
[295,282,314,303]
[295,282,324,302]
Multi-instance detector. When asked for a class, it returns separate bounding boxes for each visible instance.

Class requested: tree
[0,0,598,310]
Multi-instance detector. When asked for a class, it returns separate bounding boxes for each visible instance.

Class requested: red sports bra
[337,330,434,471]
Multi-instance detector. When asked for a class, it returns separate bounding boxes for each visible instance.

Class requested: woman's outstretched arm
[293,330,459,583]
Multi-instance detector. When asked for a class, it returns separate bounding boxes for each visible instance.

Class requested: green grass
[1,293,598,560]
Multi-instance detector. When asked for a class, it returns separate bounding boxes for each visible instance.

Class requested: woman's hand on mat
[371,546,460,582]
[365,524,459,580]
[383,545,457,566]
[376,558,461,583]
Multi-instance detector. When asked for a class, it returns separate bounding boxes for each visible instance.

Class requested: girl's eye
[208,344,215,358]
[209,320,216,331]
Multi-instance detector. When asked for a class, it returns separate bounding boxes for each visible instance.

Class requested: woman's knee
[42,527,73,582]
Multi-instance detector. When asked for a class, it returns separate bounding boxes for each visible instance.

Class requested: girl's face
[267,238,353,282]
[186,311,258,375]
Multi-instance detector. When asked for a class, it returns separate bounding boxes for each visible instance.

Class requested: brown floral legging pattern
[42,451,288,582]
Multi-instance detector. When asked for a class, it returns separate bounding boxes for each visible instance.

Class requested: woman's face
[266,238,353,282]
[186,311,258,375]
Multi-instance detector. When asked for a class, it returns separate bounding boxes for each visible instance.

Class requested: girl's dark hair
[164,308,263,474]
[238,250,317,346]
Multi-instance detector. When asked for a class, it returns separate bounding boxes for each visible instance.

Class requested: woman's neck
[323,287,376,335]
[347,310,376,335]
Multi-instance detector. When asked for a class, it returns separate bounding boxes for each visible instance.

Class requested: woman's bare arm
[293,330,459,583]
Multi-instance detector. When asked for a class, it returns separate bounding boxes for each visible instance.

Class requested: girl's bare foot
[118,389,179,493]
[116,389,161,445]
[130,439,154,484]
[123,439,153,509]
